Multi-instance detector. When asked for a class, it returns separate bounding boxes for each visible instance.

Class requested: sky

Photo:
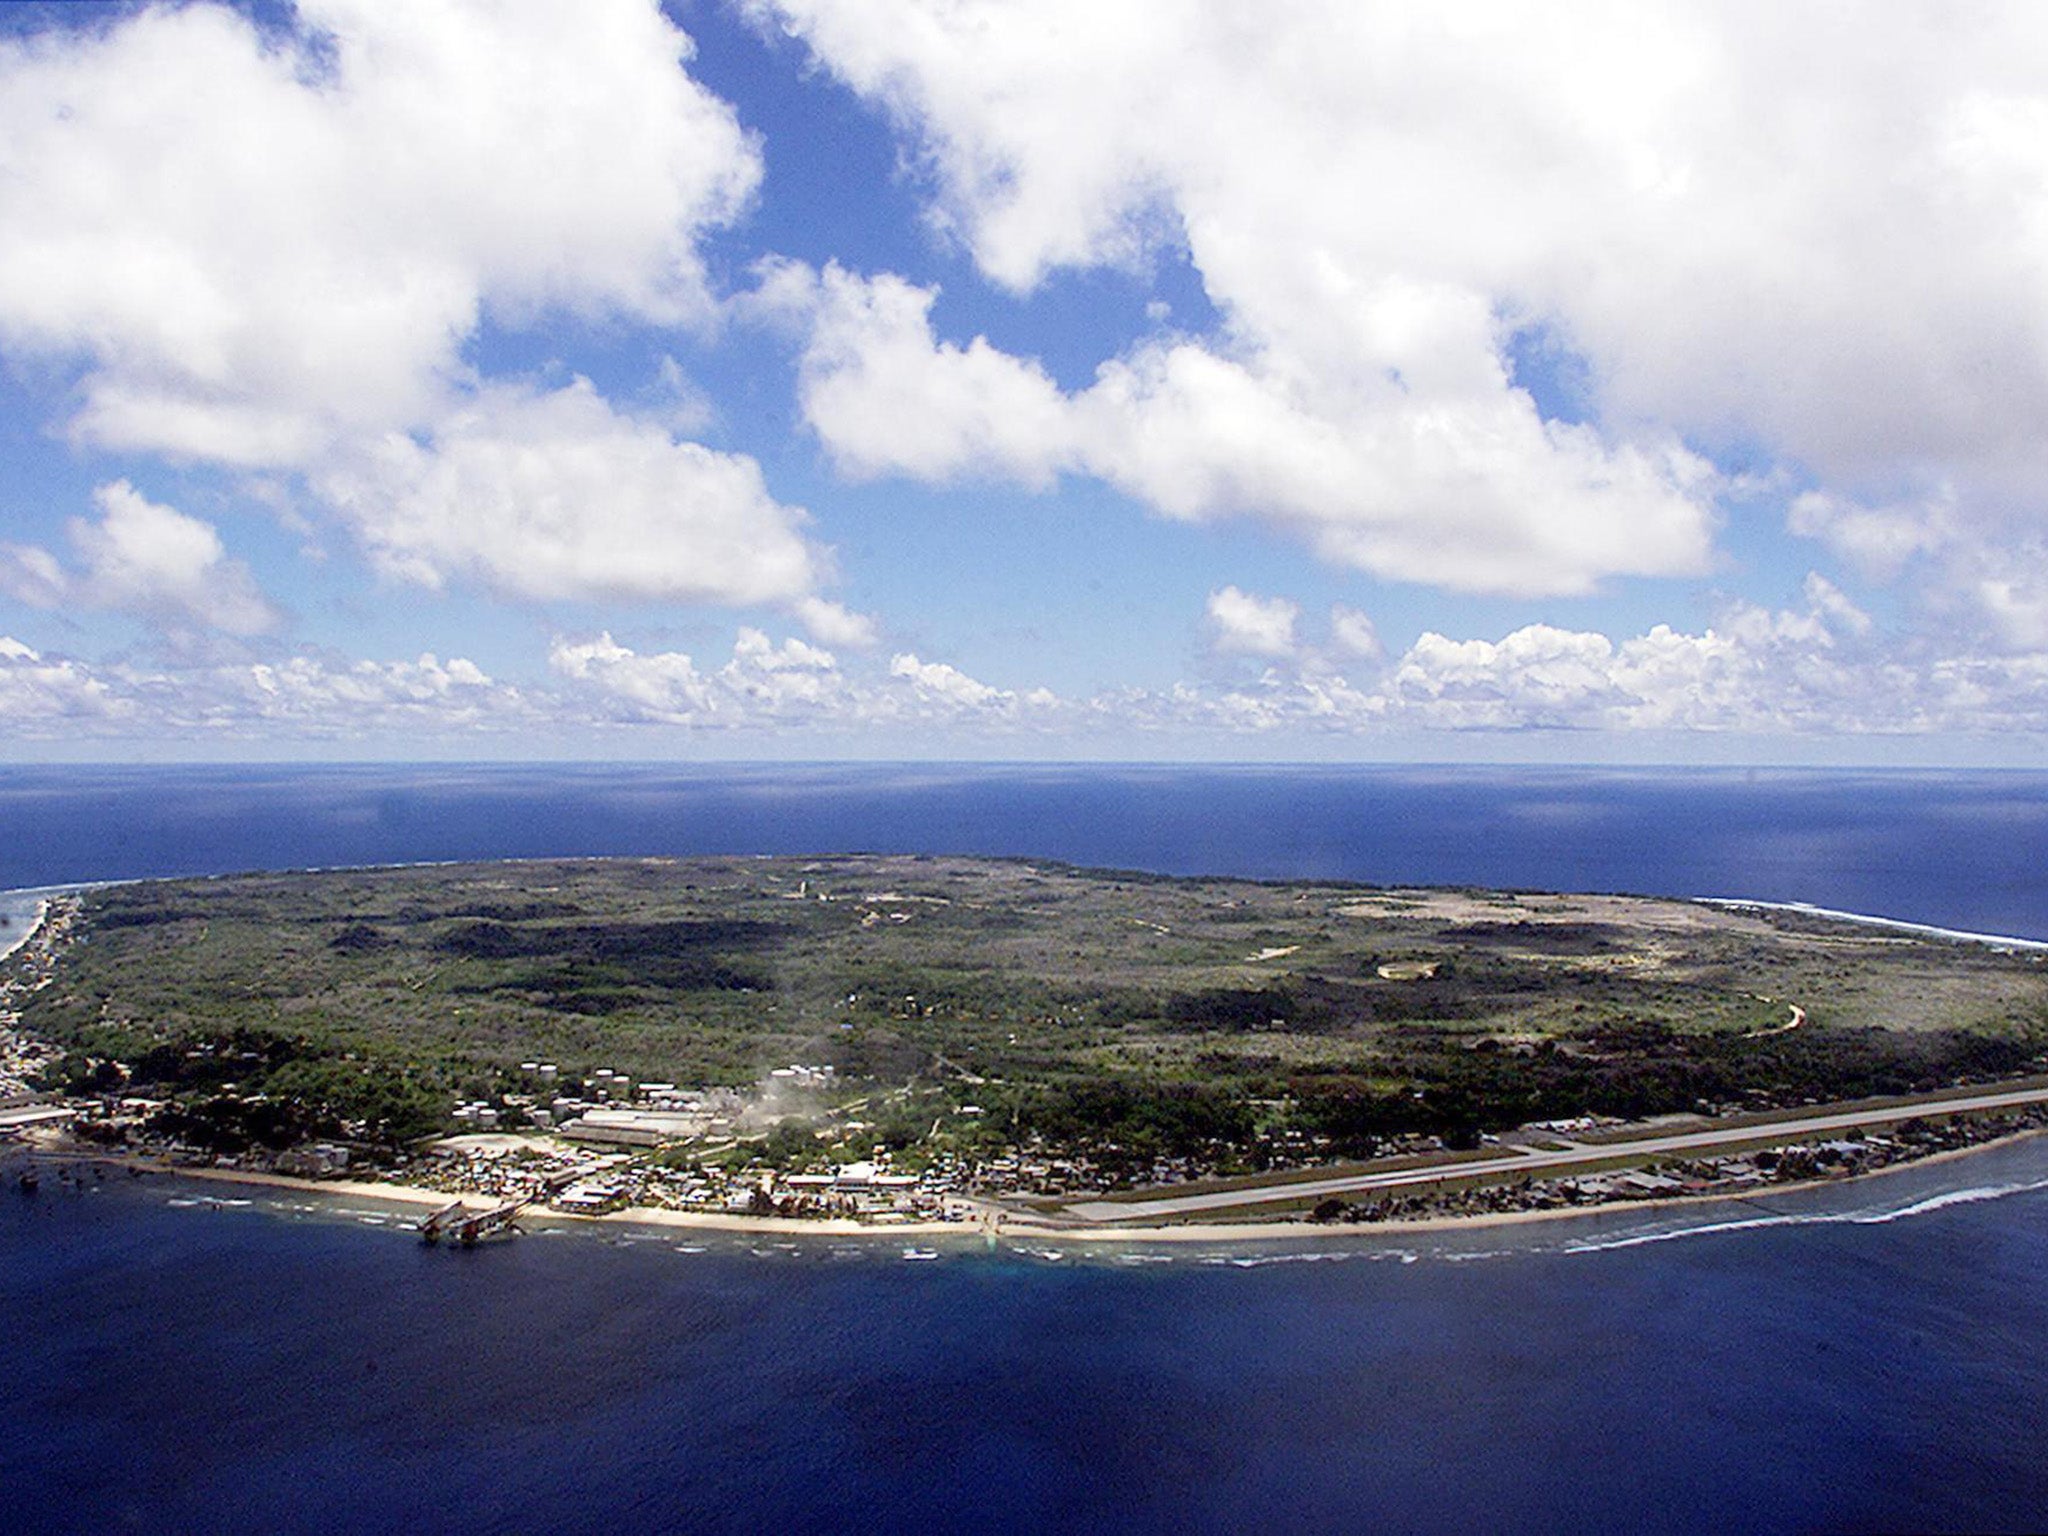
[3,0,2048,764]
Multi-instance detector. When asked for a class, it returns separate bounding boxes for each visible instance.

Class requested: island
[5,854,2048,1235]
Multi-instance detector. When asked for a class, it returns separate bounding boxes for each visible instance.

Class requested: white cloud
[549,628,858,726]
[232,651,502,730]
[757,1,2048,591]
[1329,605,1382,660]
[0,544,67,611]
[73,482,281,635]
[721,628,845,713]
[889,653,1008,709]
[781,263,1716,596]
[549,631,1045,729]
[1076,333,1716,596]
[788,264,1072,486]
[1364,582,1894,734]
[0,3,868,626]
[1391,625,1631,730]
[1968,563,2048,654]
[1206,587,1298,658]
[0,636,513,739]
[317,379,820,608]
[0,0,758,466]
[1788,490,1955,579]
[2,481,280,636]
[1110,574,2024,737]
[550,631,715,722]
[793,595,880,649]
[12,588,2048,746]
[1799,573,1873,640]
[0,637,129,724]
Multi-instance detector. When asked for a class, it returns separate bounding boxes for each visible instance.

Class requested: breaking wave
[1558,1175,2048,1256]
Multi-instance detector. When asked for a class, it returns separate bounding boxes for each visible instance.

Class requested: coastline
[1694,895,2048,952]
[0,899,46,965]
[33,1124,2048,1248]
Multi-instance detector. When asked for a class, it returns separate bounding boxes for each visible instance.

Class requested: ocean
[5,762,2048,1533]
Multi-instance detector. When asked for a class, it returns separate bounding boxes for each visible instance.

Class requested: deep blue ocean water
[6,762,2048,1533]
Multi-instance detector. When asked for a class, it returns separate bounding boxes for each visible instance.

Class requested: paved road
[1061,1083,2048,1223]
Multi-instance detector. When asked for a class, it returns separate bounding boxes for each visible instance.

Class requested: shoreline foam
[1695,895,2048,951]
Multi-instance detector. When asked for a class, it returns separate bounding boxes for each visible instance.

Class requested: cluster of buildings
[449,1064,749,1136]
[0,1022,60,1107]
[403,1134,978,1224]
[453,1062,843,1148]
[1314,1109,2048,1225]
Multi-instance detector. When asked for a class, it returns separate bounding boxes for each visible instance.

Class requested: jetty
[450,1198,529,1246]
[415,1199,469,1243]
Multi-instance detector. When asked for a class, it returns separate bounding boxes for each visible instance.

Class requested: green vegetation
[17,855,2048,1167]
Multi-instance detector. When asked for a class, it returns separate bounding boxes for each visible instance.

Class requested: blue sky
[2,0,2047,763]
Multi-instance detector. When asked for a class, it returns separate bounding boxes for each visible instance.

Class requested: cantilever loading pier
[416,1197,529,1245]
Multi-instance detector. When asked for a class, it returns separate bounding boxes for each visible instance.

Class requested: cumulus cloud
[1070,573,2047,739]
[317,380,819,607]
[1329,605,1382,660]
[755,1,2048,591]
[1390,626,1633,730]
[793,595,880,649]
[780,263,1071,486]
[1788,490,1956,579]
[0,636,130,725]
[2,481,280,636]
[1206,587,1298,658]
[1308,581,1896,734]
[0,545,67,611]
[0,636,512,739]
[10,588,2048,747]
[548,630,1046,729]
[1799,572,1873,640]
[779,263,1715,595]
[0,3,865,625]
[0,0,758,465]
[550,631,718,723]
[551,627,864,726]
[888,653,1007,709]
[1964,556,2048,654]
[229,651,503,732]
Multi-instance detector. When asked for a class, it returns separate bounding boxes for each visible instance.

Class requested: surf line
[1694,897,2048,953]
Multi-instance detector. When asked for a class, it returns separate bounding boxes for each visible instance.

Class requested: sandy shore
[29,1125,2046,1246]
[0,897,49,964]
[36,1152,975,1238]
